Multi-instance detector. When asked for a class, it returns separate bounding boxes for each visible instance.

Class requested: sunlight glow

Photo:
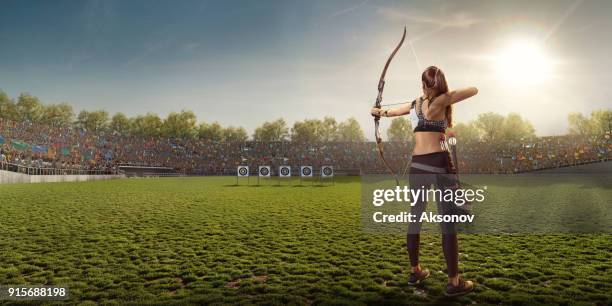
[494,40,554,85]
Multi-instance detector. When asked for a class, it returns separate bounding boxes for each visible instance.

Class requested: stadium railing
[139,172,186,178]
[118,164,179,177]
[0,161,117,176]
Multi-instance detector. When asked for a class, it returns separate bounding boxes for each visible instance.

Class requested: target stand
[319,166,334,186]
[278,166,292,186]
[236,166,250,185]
[299,166,314,186]
[257,166,272,186]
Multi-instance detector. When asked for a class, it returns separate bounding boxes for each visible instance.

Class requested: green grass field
[0,172,610,305]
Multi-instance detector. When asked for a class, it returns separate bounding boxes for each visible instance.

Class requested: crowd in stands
[455,134,611,173]
[1,118,610,175]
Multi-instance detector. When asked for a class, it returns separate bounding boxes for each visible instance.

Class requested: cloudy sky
[0,0,610,138]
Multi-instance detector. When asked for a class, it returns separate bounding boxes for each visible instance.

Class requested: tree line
[387,109,610,143]
[385,112,536,143]
[1,91,610,143]
[0,91,364,143]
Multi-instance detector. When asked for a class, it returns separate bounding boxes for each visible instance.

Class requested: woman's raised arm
[444,87,478,106]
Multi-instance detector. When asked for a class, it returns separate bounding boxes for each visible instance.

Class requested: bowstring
[380,101,411,107]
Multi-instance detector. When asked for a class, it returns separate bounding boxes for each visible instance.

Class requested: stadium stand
[1,118,610,177]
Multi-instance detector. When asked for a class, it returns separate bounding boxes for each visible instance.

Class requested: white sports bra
[409,105,419,128]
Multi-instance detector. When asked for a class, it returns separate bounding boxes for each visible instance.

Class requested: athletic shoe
[444,278,474,297]
[408,268,430,285]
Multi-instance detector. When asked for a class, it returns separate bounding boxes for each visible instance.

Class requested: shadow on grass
[223,184,333,188]
[222,183,334,188]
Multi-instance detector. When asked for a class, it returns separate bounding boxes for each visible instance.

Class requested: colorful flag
[60,147,71,156]
[32,145,48,154]
[11,140,29,151]
[47,147,57,158]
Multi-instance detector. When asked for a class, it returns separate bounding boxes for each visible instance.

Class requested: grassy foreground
[0,175,610,305]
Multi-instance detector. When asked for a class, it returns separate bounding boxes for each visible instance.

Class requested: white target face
[237,166,249,177]
[321,166,333,177]
[259,166,271,177]
[301,166,313,177]
[279,166,291,177]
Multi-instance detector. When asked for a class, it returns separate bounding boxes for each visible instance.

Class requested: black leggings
[407,151,459,277]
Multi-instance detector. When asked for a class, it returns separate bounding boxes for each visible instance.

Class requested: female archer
[371,66,478,297]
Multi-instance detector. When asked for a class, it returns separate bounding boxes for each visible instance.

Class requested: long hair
[421,66,452,128]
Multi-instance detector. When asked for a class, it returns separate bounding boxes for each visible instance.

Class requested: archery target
[321,166,334,177]
[300,166,313,177]
[237,166,249,177]
[259,166,271,177]
[279,166,291,177]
